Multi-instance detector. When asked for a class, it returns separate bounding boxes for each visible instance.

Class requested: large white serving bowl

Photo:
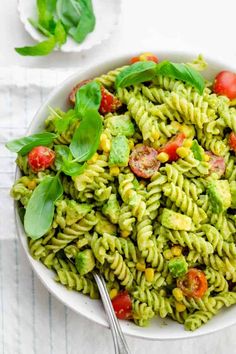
[15,51,236,340]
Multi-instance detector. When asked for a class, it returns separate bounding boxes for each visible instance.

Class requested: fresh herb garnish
[75,81,101,117]
[15,36,57,56]
[55,145,85,176]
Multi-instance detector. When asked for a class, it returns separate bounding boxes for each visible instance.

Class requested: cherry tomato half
[99,86,122,114]
[130,52,159,64]
[158,133,185,161]
[229,132,236,152]
[205,151,226,177]
[177,268,208,299]
[68,79,91,104]
[213,71,236,100]
[111,291,132,320]
[28,146,55,172]
[129,145,160,179]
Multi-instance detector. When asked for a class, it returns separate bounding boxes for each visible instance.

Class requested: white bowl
[15,51,236,340]
[17,0,122,52]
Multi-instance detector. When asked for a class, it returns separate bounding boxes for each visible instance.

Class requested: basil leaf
[156,61,205,94]
[56,0,82,30]
[37,0,57,31]
[55,145,85,176]
[54,145,71,170]
[29,18,52,37]
[61,159,85,176]
[75,81,101,117]
[54,20,67,47]
[69,0,95,43]
[24,175,63,240]
[5,132,57,155]
[15,36,56,56]
[70,109,102,162]
[115,61,157,89]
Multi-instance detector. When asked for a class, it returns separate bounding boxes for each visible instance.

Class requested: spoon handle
[93,273,131,354]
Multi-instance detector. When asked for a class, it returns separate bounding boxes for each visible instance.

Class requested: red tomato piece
[111,291,132,320]
[68,79,91,104]
[130,52,158,64]
[129,145,160,179]
[205,151,226,177]
[28,146,55,172]
[158,133,185,161]
[130,56,140,64]
[229,132,236,152]
[213,71,236,100]
[177,268,208,299]
[99,86,122,114]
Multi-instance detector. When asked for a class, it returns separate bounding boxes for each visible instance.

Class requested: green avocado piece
[75,249,95,275]
[207,180,231,213]
[108,135,130,167]
[230,181,236,209]
[168,256,188,278]
[106,114,135,137]
[191,140,205,161]
[95,212,117,235]
[102,194,120,224]
[66,201,92,225]
[160,208,192,231]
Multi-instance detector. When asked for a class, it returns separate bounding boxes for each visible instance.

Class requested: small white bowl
[17,0,122,52]
[15,51,236,340]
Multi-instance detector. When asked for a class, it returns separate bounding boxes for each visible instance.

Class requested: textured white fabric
[1,67,236,354]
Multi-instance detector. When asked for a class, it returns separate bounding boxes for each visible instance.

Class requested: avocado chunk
[102,194,120,224]
[95,212,117,235]
[106,114,135,137]
[66,201,92,225]
[160,209,192,231]
[108,135,130,167]
[75,249,95,275]
[230,181,236,209]
[191,140,204,161]
[168,256,188,278]
[207,180,231,213]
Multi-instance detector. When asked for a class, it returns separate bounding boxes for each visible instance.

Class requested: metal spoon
[93,272,131,354]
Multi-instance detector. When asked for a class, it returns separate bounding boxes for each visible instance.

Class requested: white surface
[14,52,236,341]
[18,0,122,52]
[0,0,236,353]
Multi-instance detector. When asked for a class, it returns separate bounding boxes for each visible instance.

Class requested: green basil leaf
[29,18,52,37]
[37,0,57,31]
[5,132,57,155]
[55,145,85,176]
[115,61,157,89]
[56,0,82,30]
[75,81,101,117]
[15,36,56,56]
[70,109,102,162]
[24,175,63,239]
[69,0,95,43]
[61,159,85,176]
[54,20,67,47]
[48,107,78,134]
[156,61,205,94]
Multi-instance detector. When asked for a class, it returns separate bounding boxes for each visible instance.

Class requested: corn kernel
[176,147,190,158]
[175,301,186,312]
[157,152,169,163]
[171,245,182,257]
[128,139,134,150]
[204,153,210,162]
[136,262,146,272]
[183,139,193,148]
[172,288,184,302]
[229,99,236,106]
[145,268,154,282]
[100,134,111,152]
[110,166,120,176]
[163,249,173,260]
[87,153,99,164]
[21,176,30,187]
[109,288,118,300]
[151,130,160,140]
[121,230,130,238]
[27,180,37,190]
[159,289,167,297]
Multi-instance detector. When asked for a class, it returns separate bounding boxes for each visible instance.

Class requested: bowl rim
[14,50,236,341]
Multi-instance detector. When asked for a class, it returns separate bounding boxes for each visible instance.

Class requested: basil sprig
[55,145,85,176]
[115,60,205,94]
[24,175,63,239]
[75,81,101,117]
[5,132,57,155]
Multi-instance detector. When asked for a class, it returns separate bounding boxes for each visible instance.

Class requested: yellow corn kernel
[204,153,210,162]
[176,147,190,158]
[175,301,186,312]
[159,289,167,297]
[171,245,182,257]
[128,139,134,150]
[100,134,111,152]
[151,130,160,140]
[21,176,30,187]
[110,166,120,176]
[87,153,99,164]
[172,288,184,302]
[121,230,130,238]
[109,288,118,300]
[157,152,169,163]
[163,249,173,260]
[229,99,236,106]
[145,268,154,282]
[27,180,37,190]
[183,139,193,148]
[136,262,146,272]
